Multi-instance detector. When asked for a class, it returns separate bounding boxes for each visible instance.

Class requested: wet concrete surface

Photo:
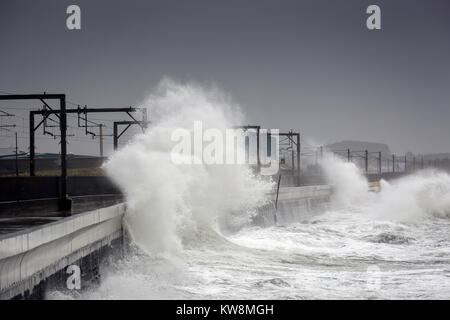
[0,217,63,235]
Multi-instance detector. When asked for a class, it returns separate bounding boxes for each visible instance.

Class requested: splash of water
[370,169,450,221]
[320,154,370,208]
[56,122,450,300]
[104,79,273,254]
[320,153,450,221]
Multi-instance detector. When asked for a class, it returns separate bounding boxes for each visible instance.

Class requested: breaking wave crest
[371,169,450,220]
[321,155,450,221]
[57,81,450,300]
[104,79,273,254]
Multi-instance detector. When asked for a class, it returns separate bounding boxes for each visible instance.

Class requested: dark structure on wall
[0,93,145,213]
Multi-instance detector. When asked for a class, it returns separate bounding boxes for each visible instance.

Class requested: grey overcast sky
[1,0,450,156]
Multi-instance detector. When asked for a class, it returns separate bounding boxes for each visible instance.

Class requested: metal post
[291,149,295,179]
[296,133,300,186]
[365,150,368,173]
[347,149,350,162]
[413,157,416,171]
[378,151,382,174]
[275,175,282,211]
[29,112,35,176]
[256,127,260,173]
[113,122,118,151]
[99,124,104,157]
[15,132,19,176]
[392,154,395,172]
[59,96,69,211]
[113,120,150,151]
[404,155,407,172]
[245,135,249,164]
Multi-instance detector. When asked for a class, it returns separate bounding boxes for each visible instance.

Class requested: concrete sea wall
[0,203,125,299]
[253,185,333,227]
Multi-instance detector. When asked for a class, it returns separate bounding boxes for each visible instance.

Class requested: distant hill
[326,140,391,157]
[0,147,27,159]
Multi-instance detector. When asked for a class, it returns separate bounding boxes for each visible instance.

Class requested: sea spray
[66,142,450,299]
[320,154,370,208]
[369,169,450,221]
[104,79,273,254]
[319,152,450,221]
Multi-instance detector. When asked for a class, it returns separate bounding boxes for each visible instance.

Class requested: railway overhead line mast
[0,93,147,212]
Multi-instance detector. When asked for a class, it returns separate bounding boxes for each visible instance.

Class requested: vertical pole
[365,150,368,173]
[320,146,323,160]
[291,149,295,179]
[29,111,35,176]
[392,154,395,172]
[256,127,260,173]
[413,157,416,171]
[113,122,118,151]
[296,133,300,186]
[378,151,382,174]
[275,174,282,211]
[15,132,19,176]
[99,124,104,157]
[347,149,350,162]
[404,155,407,172]
[245,135,249,164]
[421,157,424,169]
[60,96,68,211]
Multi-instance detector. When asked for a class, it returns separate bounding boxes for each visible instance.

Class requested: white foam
[78,84,450,300]
[371,169,450,221]
[104,79,273,254]
[321,154,370,208]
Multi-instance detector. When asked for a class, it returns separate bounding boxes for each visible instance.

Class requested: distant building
[325,140,391,158]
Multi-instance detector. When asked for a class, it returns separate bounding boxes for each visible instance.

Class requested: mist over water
[48,81,450,300]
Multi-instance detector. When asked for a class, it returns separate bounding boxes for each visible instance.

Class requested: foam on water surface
[48,80,450,299]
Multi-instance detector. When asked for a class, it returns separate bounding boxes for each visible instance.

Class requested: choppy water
[46,81,450,300]
[49,176,450,300]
